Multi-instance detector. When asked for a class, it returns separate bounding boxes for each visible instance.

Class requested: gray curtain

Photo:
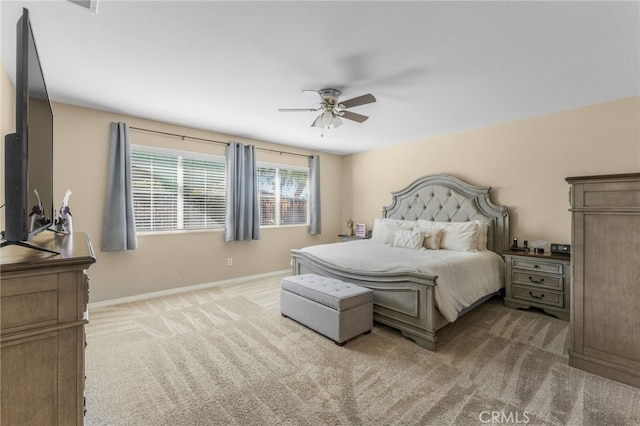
[309,155,321,234]
[101,122,138,251]
[224,142,260,241]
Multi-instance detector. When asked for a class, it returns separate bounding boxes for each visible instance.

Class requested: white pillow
[392,228,424,250]
[371,218,390,243]
[439,221,479,252]
[474,220,488,251]
[372,218,417,244]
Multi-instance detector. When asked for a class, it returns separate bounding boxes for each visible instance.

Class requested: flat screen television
[2,8,55,252]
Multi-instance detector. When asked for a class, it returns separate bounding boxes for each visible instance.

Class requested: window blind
[131,146,225,232]
[258,165,308,227]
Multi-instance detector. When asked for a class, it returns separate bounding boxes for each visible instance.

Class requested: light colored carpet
[85,273,640,425]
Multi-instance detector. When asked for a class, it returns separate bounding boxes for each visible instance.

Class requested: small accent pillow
[422,228,443,250]
[392,228,424,250]
[415,220,443,250]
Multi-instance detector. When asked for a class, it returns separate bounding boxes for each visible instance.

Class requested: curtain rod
[129,126,312,159]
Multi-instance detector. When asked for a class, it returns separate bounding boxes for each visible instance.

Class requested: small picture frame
[355,223,366,238]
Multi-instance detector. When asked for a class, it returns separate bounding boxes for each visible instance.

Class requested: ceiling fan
[278,88,376,132]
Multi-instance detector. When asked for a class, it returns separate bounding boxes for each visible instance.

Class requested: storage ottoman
[280,274,373,345]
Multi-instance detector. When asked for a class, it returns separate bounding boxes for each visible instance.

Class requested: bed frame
[291,174,509,350]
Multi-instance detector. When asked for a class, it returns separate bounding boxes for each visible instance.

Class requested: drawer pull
[534,264,540,268]
[529,291,545,299]
[528,276,545,284]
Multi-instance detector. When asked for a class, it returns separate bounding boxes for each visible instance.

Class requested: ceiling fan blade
[340,110,369,123]
[338,93,376,109]
[310,114,323,128]
[278,108,319,112]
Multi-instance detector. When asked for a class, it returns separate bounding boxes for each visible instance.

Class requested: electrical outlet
[227,258,233,267]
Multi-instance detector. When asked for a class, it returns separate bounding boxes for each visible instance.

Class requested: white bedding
[299,240,504,322]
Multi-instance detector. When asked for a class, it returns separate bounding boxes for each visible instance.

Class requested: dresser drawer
[512,285,564,308]
[512,271,563,290]
[511,258,564,275]
[1,274,59,333]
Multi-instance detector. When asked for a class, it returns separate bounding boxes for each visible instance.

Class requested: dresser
[338,234,372,242]
[1,232,96,424]
[503,251,570,321]
[566,173,640,388]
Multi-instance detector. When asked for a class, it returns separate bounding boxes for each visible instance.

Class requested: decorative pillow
[392,228,424,250]
[421,228,443,250]
[416,220,443,250]
[439,221,479,252]
[474,220,488,251]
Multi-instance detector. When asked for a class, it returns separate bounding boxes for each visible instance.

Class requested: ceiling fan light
[322,111,334,128]
[333,116,343,128]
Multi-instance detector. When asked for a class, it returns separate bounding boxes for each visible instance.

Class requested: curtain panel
[224,142,260,241]
[309,155,321,234]
[101,122,138,251]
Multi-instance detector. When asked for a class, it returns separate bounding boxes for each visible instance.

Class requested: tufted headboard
[382,174,510,254]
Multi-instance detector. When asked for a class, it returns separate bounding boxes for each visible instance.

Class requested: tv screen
[2,8,54,244]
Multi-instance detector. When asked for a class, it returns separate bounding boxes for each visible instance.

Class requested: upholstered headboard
[382,174,510,254]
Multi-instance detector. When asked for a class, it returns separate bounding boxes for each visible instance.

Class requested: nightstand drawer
[511,258,564,275]
[512,285,564,308]
[512,271,563,291]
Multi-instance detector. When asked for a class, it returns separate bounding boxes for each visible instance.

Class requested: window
[130,145,307,231]
[131,146,225,232]
[257,164,309,227]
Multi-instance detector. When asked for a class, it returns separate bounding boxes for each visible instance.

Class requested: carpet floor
[85,273,640,425]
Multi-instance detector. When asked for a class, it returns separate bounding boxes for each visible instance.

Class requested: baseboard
[88,269,291,310]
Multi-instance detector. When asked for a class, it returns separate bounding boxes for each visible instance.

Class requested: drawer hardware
[534,264,539,268]
[529,291,545,299]
[528,276,545,284]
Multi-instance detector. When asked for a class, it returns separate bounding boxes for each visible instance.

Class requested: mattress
[299,240,505,322]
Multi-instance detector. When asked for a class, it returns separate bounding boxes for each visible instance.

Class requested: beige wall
[3,59,638,303]
[50,104,343,302]
[342,96,640,247]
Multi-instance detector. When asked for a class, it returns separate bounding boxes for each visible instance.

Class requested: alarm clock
[551,243,571,255]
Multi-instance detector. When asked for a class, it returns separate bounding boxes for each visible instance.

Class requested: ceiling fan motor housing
[318,88,341,105]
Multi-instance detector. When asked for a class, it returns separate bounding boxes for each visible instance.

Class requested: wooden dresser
[566,173,640,388]
[1,232,96,425]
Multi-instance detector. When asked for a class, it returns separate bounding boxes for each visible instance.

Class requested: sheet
[300,240,504,322]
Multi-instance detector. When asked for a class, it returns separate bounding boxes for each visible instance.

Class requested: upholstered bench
[280,274,373,345]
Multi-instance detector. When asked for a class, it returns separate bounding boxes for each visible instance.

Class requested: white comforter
[300,240,504,322]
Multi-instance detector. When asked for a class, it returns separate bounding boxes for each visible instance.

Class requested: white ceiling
[2,1,639,155]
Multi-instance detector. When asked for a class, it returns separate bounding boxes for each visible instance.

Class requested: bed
[290,174,509,350]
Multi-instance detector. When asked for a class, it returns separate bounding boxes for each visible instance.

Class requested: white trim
[257,161,308,172]
[88,269,290,310]
[131,143,225,163]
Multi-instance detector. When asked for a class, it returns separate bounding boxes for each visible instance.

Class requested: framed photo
[355,223,366,237]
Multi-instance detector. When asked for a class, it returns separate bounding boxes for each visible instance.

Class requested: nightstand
[503,250,570,321]
[338,234,371,242]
